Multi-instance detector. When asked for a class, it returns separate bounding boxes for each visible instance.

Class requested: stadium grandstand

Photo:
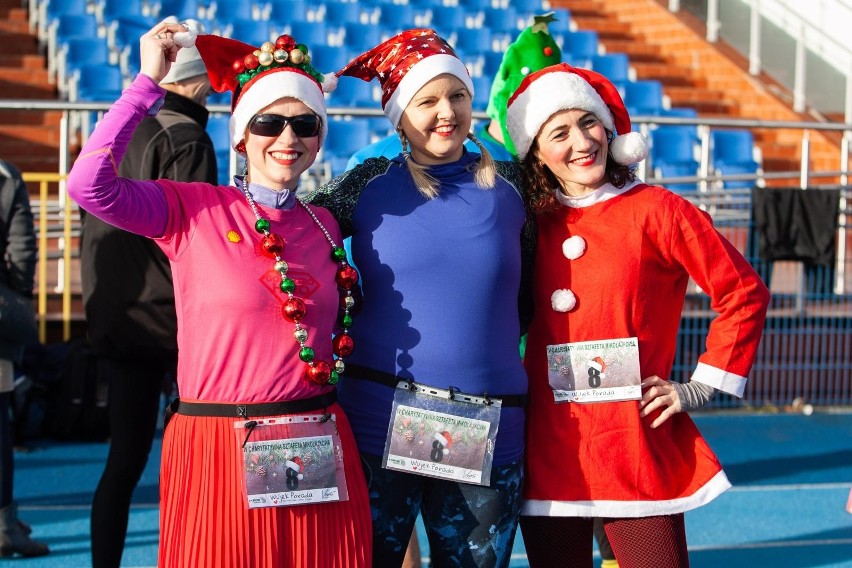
[0,0,851,409]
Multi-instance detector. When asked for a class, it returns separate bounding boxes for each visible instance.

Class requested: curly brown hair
[521,135,636,214]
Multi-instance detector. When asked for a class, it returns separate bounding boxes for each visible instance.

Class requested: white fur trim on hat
[385,54,474,128]
[551,289,576,312]
[507,72,613,161]
[230,70,328,149]
[562,236,586,260]
[610,130,649,165]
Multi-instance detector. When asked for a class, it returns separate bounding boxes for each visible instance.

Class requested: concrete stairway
[0,0,63,173]
[560,0,844,186]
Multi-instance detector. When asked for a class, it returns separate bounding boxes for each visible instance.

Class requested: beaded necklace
[242,179,358,385]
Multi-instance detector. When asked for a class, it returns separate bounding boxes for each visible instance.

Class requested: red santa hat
[433,431,452,454]
[336,28,474,129]
[285,457,304,480]
[193,33,337,149]
[506,62,649,164]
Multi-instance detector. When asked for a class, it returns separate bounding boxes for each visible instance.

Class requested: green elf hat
[486,13,562,157]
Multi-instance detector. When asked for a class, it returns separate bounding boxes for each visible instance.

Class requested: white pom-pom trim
[321,73,338,94]
[173,21,198,48]
[562,235,586,260]
[609,131,649,165]
[551,289,577,312]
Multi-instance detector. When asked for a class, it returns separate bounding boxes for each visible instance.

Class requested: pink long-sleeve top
[67,74,340,403]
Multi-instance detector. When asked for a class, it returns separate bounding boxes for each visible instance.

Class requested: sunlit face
[534,108,610,197]
[242,97,320,192]
[399,74,472,166]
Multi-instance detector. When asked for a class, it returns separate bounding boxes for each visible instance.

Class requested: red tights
[520,514,689,568]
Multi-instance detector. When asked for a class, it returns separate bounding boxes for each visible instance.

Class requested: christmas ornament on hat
[506,62,649,164]
[193,32,337,148]
[336,28,474,128]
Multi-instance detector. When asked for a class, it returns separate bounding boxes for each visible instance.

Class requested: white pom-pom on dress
[562,235,586,260]
[551,289,577,312]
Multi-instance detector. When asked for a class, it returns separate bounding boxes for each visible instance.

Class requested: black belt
[167,390,337,421]
[343,364,528,407]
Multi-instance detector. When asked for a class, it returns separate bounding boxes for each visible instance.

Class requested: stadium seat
[258,0,308,22]
[483,6,519,33]
[58,36,111,98]
[429,5,465,31]
[323,1,363,26]
[454,27,492,54]
[71,62,124,102]
[206,114,233,185]
[711,129,762,189]
[342,22,383,52]
[310,44,352,76]
[328,76,377,108]
[207,0,255,25]
[624,79,665,116]
[47,13,102,82]
[325,118,372,177]
[470,75,492,111]
[223,18,274,43]
[560,29,599,68]
[591,53,631,94]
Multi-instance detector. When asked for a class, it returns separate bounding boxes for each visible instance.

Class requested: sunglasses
[248,114,322,138]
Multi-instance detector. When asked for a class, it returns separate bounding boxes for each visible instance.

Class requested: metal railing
[3,100,852,407]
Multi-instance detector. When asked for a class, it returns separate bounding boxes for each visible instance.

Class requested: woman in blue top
[307,29,534,568]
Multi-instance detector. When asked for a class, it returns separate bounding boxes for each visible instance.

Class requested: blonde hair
[397,130,496,200]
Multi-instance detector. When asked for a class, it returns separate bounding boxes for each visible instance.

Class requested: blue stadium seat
[429,5,465,31]
[39,0,91,44]
[206,114,233,185]
[164,0,204,20]
[96,0,146,26]
[259,0,308,22]
[711,129,761,188]
[324,1,363,26]
[470,75,492,111]
[624,79,664,116]
[72,62,124,102]
[58,36,111,96]
[47,13,101,82]
[343,22,383,52]
[325,118,372,177]
[651,126,698,167]
[225,18,274,44]
[310,44,352,76]
[328,77,376,108]
[591,53,631,92]
[454,27,492,54]
[380,4,417,32]
[655,162,699,193]
[483,6,518,33]
[560,29,599,67]
[208,0,255,25]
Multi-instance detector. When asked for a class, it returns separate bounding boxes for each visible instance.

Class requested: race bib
[546,337,642,403]
[234,414,348,509]
[382,381,501,486]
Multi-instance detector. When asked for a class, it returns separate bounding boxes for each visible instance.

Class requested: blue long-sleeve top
[306,152,534,465]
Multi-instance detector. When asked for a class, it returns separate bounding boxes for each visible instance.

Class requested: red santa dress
[522,180,770,518]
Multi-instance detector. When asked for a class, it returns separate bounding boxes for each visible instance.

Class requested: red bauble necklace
[242,179,358,385]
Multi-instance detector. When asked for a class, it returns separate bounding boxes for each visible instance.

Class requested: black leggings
[90,356,173,568]
[521,514,689,568]
[0,392,13,507]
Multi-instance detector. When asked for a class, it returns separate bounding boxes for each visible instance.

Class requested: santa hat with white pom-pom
[506,62,649,164]
[192,31,337,149]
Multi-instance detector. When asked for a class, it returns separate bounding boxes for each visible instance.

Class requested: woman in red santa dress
[505,63,770,567]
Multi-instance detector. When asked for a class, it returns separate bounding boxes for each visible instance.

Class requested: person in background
[506,63,770,567]
[81,18,218,568]
[67,20,371,566]
[345,12,563,170]
[0,159,48,558]
[307,28,534,568]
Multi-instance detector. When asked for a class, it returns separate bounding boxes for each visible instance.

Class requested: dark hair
[521,132,636,214]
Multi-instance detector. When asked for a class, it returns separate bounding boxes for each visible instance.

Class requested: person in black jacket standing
[80,19,217,568]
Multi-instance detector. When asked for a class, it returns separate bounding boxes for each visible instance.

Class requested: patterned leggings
[520,514,689,568]
[360,453,524,568]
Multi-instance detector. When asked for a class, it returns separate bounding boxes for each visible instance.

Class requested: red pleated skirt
[158,402,372,567]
